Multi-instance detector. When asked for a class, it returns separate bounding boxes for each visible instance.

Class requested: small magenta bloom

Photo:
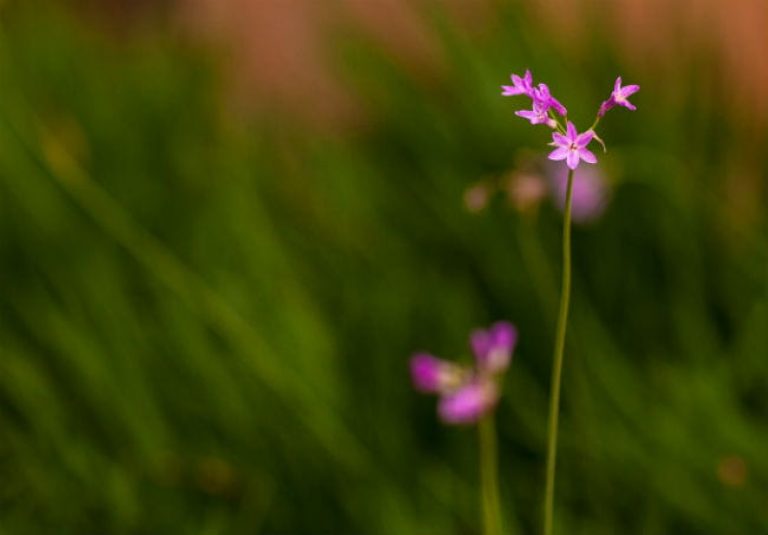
[410,321,518,425]
[438,380,499,424]
[548,122,597,170]
[503,71,566,128]
[533,83,567,116]
[471,321,517,374]
[598,76,640,116]
[501,70,534,97]
[515,101,557,128]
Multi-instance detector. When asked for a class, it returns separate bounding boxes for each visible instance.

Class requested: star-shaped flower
[548,121,597,170]
[515,100,557,128]
[598,77,640,116]
[533,83,567,116]
[501,70,534,97]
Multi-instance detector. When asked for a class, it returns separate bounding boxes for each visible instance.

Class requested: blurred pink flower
[463,182,492,213]
[548,162,608,223]
[507,172,548,213]
[410,321,517,425]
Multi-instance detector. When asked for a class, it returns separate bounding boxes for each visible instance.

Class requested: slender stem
[479,414,503,535]
[542,167,575,535]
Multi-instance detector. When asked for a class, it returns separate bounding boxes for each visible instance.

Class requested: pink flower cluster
[410,322,517,425]
[501,71,639,170]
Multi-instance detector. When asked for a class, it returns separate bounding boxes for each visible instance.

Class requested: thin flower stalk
[409,322,517,535]
[502,71,639,535]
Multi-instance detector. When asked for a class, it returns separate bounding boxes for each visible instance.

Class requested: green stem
[542,167,575,535]
[479,414,503,535]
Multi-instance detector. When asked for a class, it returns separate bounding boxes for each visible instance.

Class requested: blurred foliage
[1,2,768,534]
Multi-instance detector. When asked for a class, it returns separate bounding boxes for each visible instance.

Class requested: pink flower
[501,69,534,97]
[409,321,518,425]
[598,77,640,117]
[533,83,567,116]
[515,100,557,128]
[548,121,597,170]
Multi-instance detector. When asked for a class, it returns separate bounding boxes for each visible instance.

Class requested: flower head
[410,321,518,425]
[598,76,640,117]
[501,70,534,97]
[548,121,597,170]
[515,101,557,128]
[533,83,567,116]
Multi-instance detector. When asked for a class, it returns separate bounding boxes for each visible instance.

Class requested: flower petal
[550,97,567,116]
[490,322,517,353]
[598,99,614,117]
[470,329,491,362]
[548,146,569,161]
[614,76,623,92]
[578,148,597,164]
[566,150,580,170]
[438,380,498,425]
[515,110,537,122]
[576,130,594,147]
[410,353,462,393]
[622,84,640,97]
[552,132,570,146]
[566,121,577,140]
[501,85,519,95]
[471,322,517,374]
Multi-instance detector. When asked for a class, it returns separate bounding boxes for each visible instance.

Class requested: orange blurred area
[70,0,768,134]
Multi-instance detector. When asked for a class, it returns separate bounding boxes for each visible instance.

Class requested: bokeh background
[1,1,768,533]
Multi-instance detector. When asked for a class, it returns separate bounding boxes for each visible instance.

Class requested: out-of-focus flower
[463,181,493,213]
[548,161,608,223]
[717,455,748,488]
[506,172,549,214]
[548,121,597,170]
[598,76,640,116]
[409,321,518,425]
[501,69,534,96]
